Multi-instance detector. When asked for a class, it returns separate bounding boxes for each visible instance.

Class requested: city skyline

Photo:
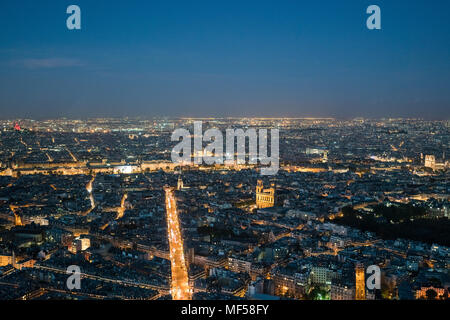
[0,117,448,301]
[2,116,449,120]
[0,1,448,306]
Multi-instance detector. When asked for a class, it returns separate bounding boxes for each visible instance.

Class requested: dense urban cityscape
[0,118,448,300]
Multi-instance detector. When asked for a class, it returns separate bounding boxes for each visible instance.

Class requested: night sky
[0,0,449,119]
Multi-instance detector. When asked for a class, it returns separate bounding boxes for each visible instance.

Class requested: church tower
[14,212,23,226]
[355,263,366,300]
[256,180,263,194]
[323,150,328,163]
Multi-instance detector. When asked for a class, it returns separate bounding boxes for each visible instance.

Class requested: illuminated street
[83,175,96,216]
[116,193,128,220]
[165,187,192,300]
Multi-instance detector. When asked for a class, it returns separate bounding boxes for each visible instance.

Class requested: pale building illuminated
[256,180,275,209]
[424,155,436,170]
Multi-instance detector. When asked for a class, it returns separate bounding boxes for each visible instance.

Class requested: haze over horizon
[1,0,449,120]
[1,116,448,122]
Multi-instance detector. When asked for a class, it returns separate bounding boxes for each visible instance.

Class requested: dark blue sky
[0,0,449,119]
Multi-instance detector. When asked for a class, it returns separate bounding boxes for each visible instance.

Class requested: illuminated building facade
[0,254,13,267]
[424,155,436,170]
[256,180,275,209]
[331,282,355,300]
[14,212,23,226]
[310,267,333,285]
[415,286,446,300]
[271,273,306,299]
